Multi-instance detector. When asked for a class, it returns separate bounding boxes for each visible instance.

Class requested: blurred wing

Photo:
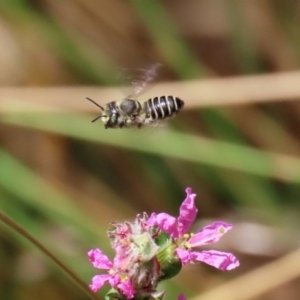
[143,118,169,130]
[131,63,162,96]
[125,120,168,140]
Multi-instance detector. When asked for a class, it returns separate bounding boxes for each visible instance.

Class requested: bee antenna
[91,115,105,123]
[86,97,104,111]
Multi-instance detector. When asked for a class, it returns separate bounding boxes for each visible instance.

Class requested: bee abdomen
[145,96,184,120]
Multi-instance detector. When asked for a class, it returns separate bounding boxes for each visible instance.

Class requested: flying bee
[86,95,184,129]
[86,63,184,129]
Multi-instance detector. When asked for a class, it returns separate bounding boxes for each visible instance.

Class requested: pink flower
[88,248,135,298]
[88,213,161,299]
[88,187,240,300]
[147,188,239,271]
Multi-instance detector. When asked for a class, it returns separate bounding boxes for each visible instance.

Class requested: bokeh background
[1,1,300,300]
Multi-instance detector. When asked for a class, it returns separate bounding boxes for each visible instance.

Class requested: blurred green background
[1,1,300,300]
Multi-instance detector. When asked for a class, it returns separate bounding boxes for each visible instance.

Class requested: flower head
[88,187,239,300]
[88,214,163,300]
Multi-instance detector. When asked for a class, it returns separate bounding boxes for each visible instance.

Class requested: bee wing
[123,120,167,140]
[130,63,162,97]
[145,118,168,129]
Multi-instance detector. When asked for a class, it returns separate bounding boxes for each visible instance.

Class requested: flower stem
[0,209,101,300]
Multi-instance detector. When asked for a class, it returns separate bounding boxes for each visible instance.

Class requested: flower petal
[191,250,239,271]
[188,221,232,247]
[88,248,113,269]
[148,212,178,237]
[147,212,158,226]
[178,293,186,300]
[117,279,135,299]
[177,188,198,236]
[176,248,193,266]
[89,274,111,292]
[108,274,120,287]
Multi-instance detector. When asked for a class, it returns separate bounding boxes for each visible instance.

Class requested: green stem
[0,210,101,300]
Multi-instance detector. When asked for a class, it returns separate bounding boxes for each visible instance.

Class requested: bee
[86,64,184,129]
[86,95,184,129]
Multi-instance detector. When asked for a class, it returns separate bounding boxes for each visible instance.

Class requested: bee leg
[137,122,143,129]
[120,117,130,128]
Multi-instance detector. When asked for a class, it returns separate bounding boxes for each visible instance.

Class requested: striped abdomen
[144,96,184,120]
